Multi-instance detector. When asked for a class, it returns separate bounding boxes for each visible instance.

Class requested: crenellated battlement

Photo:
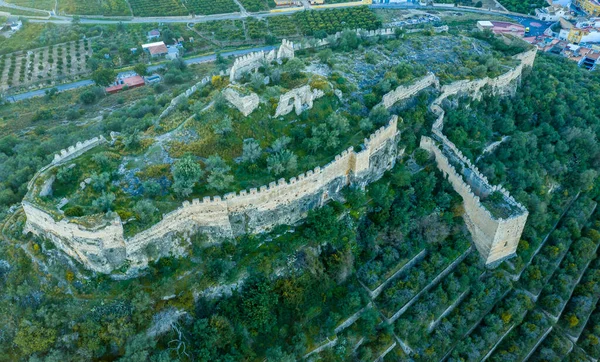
[21,44,536,274]
[52,136,107,165]
[23,115,398,273]
[416,48,535,266]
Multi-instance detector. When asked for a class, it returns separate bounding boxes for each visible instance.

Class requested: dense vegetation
[57,0,131,16]
[496,0,547,14]
[1,13,600,362]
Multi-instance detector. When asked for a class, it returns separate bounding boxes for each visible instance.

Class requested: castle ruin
[21,41,537,273]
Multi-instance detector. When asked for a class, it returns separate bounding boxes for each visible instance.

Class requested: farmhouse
[5,16,22,32]
[142,41,169,57]
[147,29,161,41]
[105,71,146,94]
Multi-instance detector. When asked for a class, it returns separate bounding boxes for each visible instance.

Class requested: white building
[536,5,572,21]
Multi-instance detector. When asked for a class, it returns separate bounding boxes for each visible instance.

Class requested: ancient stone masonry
[21,46,537,273]
[223,87,260,116]
[273,85,325,118]
[277,39,295,60]
[380,72,439,109]
[229,39,295,82]
[158,75,212,120]
[23,118,399,273]
[408,48,535,266]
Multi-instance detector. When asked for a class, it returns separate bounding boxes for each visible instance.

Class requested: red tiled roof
[123,75,145,87]
[148,43,168,55]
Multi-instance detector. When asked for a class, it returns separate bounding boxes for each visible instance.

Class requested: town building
[567,25,600,42]
[574,0,600,16]
[477,21,526,37]
[579,50,600,68]
[273,0,300,6]
[535,4,572,21]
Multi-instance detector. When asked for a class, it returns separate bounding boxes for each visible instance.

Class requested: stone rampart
[273,85,325,117]
[51,136,107,165]
[23,117,399,273]
[381,72,439,108]
[277,39,295,60]
[416,47,535,265]
[22,46,537,273]
[22,201,126,273]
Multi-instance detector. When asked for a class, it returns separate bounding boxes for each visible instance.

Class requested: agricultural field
[57,0,131,16]
[185,0,239,15]
[0,5,48,16]
[0,23,101,55]
[238,0,274,12]
[193,7,381,45]
[5,0,55,10]
[293,6,382,36]
[496,0,547,14]
[195,20,246,43]
[128,0,188,16]
[0,39,92,92]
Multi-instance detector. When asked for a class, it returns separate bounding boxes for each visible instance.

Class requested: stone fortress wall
[22,113,399,273]
[415,47,536,265]
[21,37,536,273]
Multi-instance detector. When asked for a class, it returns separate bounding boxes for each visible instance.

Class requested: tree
[142,180,162,197]
[267,150,297,176]
[13,320,57,355]
[80,90,97,105]
[250,72,264,91]
[92,68,116,87]
[172,155,203,197]
[369,105,390,127]
[90,172,111,192]
[242,138,262,163]
[133,63,148,76]
[207,168,234,191]
[93,191,116,212]
[212,115,233,136]
[283,58,305,79]
[133,200,158,221]
[241,276,278,331]
[204,155,233,191]
[318,49,333,64]
[271,136,291,153]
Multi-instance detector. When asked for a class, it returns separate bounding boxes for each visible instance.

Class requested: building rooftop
[145,42,168,56]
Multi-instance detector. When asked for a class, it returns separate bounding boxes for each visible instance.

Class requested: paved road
[5,80,94,102]
[17,2,537,25]
[5,46,278,102]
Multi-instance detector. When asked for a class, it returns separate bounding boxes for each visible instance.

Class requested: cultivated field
[0,39,92,92]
